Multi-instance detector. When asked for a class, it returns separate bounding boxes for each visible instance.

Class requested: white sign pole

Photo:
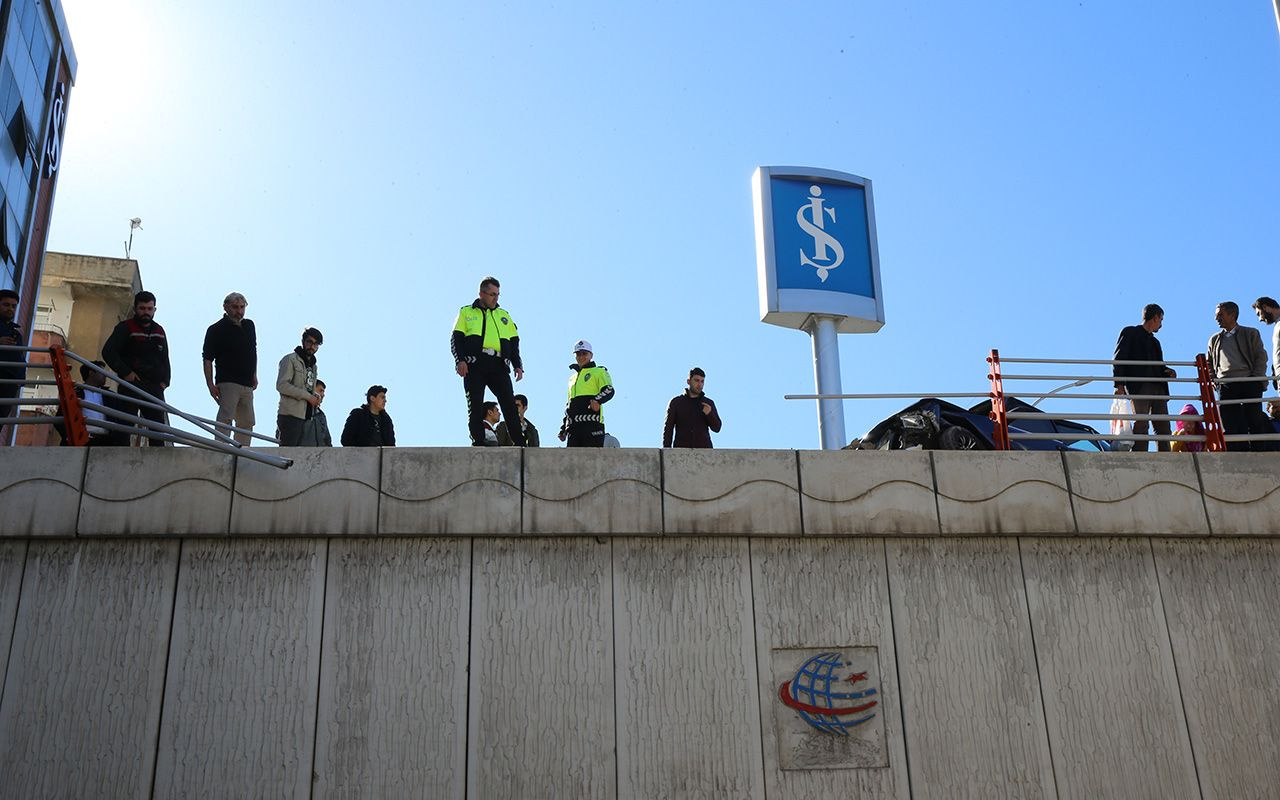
[806,314,846,449]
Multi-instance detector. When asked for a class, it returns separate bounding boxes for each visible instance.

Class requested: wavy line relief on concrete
[233,477,379,503]
[1070,479,1203,506]
[801,478,936,505]
[380,477,521,504]
[663,478,799,504]
[82,476,231,503]
[523,476,660,503]
[934,477,1069,505]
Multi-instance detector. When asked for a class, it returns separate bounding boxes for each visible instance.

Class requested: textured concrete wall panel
[1022,538,1198,800]
[314,538,470,800]
[1195,453,1280,536]
[231,448,379,535]
[662,449,801,535]
[1065,453,1208,536]
[0,540,177,798]
[934,451,1074,535]
[614,538,765,800]
[380,448,520,534]
[523,449,660,534]
[154,539,325,799]
[1153,538,1280,798]
[0,447,84,536]
[467,538,615,799]
[886,538,1056,799]
[799,451,939,536]
[79,448,233,535]
[751,538,908,799]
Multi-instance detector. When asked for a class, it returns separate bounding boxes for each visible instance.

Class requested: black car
[855,397,1111,451]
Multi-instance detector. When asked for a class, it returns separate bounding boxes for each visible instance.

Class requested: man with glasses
[451,277,526,446]
[276,327,323,447]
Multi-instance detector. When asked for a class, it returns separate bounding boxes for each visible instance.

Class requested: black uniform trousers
[1219,381,1275,452]
[464,356,525,446]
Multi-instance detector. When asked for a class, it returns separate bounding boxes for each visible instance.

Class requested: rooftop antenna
[125,217,142,259]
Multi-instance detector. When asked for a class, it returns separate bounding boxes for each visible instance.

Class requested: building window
[6,101,37,165]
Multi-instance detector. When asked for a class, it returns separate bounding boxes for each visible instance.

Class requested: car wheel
[938,425,983,450]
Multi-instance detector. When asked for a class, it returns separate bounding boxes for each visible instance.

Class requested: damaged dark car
[854,397,1111,451]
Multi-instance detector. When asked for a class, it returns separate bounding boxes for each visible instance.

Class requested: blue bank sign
[753,166,884,333]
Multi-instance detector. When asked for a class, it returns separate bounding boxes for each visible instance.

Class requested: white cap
[572,339,593,354]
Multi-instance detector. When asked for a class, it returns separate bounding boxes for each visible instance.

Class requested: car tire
[938,425,983,450]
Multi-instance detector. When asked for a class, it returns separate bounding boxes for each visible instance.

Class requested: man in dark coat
[1112,304,1175,452]
[663,367,723,448]
[101,290,171,445]
[341,385,395,447]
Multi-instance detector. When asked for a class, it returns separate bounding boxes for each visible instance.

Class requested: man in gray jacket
[1208,303,1271,451]
[276,327,323,446]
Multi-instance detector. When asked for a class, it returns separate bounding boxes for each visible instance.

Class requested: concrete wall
[0,448,1278,798]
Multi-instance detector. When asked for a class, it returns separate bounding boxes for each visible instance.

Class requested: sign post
[753,166,883,449]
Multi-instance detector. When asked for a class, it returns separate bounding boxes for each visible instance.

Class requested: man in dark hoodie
[341,384,395,447]
[102,291,171,444]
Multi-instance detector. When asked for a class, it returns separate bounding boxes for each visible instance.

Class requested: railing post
[1195,353,1226,452]
[50,345,88,446]
[987,348,1010,451]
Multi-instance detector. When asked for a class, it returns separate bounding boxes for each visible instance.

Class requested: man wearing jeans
[1112,303,1176,452]
[202,292,257,446]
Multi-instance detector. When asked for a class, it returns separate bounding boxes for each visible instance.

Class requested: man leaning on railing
[0,289,25,440]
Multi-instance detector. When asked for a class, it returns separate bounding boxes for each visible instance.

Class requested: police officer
[452,277,526,446]
[559,339,614,447]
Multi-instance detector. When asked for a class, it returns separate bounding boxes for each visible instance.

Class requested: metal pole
[805,315,846,449]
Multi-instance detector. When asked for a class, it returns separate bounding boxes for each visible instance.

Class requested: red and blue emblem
[778,651,878,735]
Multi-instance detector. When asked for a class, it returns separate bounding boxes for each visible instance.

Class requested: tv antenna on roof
[125,217,142,259]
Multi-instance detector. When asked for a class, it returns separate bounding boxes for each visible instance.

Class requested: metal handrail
[996,357,1201,367]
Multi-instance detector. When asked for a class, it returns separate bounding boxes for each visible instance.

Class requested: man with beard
[202,292,258,446]
[1252,296,1280,392]
[0,289,25,442]
[276,327,323,446]
[662,367,723,448]
[102,291,171,444]
[451,277,526,446]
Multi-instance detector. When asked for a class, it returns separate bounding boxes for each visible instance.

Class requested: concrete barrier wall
[0,449,1277,798]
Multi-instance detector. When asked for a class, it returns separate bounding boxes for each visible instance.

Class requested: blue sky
[47,1,1280,448]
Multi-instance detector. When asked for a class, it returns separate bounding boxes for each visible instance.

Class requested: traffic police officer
[452,277,526,446]
[559,339,614,447]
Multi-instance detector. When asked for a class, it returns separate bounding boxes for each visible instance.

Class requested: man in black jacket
[202,292,257,446]
[102,291,171,445]
[341,385,395,447]
[663,367,723,448]
[1113,303,1176,452]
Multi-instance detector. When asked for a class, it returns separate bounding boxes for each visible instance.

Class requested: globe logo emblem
[777,651,878,736]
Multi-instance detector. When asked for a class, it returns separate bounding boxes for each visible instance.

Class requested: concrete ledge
[380,448,521,535]
[79,448,233,536]
[523,449,661,535]
[662,449,800,535]
[935,451,1075,535]
[1194,453,1280,536]
[0,447,85,537]
[1066,453,1209,536]
[799,450,939,535]
[231,448,380,535]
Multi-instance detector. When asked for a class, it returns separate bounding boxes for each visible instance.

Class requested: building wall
[0,448,1277,798]
[0,0,75,329]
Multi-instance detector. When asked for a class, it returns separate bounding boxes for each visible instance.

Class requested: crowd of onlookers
[0,277,726,450]
[1113,299,1280,453]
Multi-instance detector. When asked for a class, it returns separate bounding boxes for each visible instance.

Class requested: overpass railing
[0,343,291,468]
